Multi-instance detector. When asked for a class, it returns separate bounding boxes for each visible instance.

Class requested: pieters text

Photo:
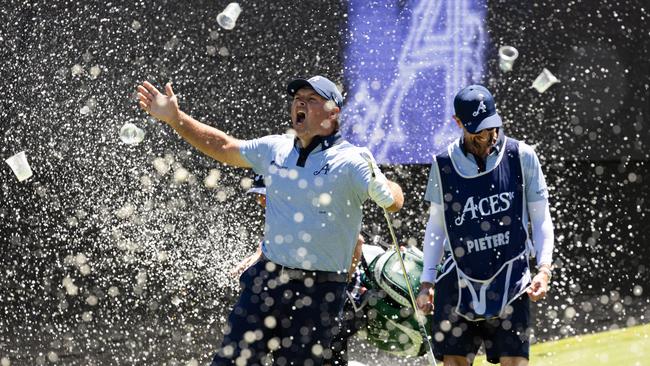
[465,231,510,254]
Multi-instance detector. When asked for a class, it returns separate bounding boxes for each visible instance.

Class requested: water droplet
[108,286,120,297]
[204,169,221,188]
[173,167,190,183]
[218,46,230,57]
[240,177,253,190]
[47,352,58,363]
[86,295,98,306]
[82,311,93,322]
[71,64,83,76]
[319,193,332,206]
[153,157,171,175]
[89,65,101,78]
[564,306,576,319]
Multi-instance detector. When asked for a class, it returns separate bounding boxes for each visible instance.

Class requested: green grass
[473,323,650,365]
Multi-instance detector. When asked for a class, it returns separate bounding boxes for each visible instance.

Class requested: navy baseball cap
[453,85,502,133]
[287,75,344,108]
[246,174,266,195]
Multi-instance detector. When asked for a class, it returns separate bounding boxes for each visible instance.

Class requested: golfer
[137,75,404,365]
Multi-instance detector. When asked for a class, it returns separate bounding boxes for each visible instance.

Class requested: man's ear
[329,107,340,131]
[329,106,340,119]
[453,115,463,129]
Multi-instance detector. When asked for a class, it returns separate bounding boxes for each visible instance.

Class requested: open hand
[526,271,550,302]
[229,253,260,278]
[137,81,180,125]
[416,283,435,314]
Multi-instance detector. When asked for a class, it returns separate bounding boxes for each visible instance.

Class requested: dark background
[0,0,648,364]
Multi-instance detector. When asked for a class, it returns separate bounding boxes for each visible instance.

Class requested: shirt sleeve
[519,142,549,203]
[420,203,446,284]
[519,142,554,267]
[238,135,285,175]
[347,147,375,203]
[423,158,443,205]
[528,200,555,267]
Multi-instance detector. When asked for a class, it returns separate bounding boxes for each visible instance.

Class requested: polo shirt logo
[313,163,330,175]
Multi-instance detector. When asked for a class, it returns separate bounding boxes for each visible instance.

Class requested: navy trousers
[329,273,367,366]
[211,257,348,366]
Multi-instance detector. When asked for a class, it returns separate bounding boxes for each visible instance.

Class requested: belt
[259,254,349,283]
[279,267,349,284]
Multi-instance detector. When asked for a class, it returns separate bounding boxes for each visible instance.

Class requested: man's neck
[298,136,312,148]
[297,131,339,149]
[465,143,491,160]
[294,132,341,168]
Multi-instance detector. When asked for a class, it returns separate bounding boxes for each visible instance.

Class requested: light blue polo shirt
[240,133,374,272]
[424,133,549,252]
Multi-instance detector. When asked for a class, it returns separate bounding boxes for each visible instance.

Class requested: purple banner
[341,0,488,164]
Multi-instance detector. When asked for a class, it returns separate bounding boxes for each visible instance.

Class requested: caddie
[416,85,555,366]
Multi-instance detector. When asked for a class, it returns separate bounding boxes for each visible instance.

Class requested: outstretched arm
[230,244,263,278]
[137,81,251,167]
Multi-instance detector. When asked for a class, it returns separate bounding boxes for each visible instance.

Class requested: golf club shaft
[381,207,437,365]
[362,152,436,364]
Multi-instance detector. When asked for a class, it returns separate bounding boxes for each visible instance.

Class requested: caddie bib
[436,137,531,320]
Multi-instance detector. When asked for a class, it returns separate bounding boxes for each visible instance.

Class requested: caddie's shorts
[431,267,531,364]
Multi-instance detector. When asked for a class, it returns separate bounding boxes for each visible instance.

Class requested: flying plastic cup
[119,122,145,145]
[5,151,33,182]
[498,46,519,72]
[532,68,560,93]
[217,3,242,30]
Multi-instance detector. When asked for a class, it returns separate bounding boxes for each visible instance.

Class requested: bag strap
[360,251,378,289]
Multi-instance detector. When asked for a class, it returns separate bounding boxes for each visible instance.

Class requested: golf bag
[352,245,433,358]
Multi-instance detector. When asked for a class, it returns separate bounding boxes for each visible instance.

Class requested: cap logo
[472,94,487,117]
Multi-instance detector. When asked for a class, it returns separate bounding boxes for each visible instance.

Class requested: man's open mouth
[296,111,306,123]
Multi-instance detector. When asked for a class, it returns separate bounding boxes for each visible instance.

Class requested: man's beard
[468,133,496,154]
